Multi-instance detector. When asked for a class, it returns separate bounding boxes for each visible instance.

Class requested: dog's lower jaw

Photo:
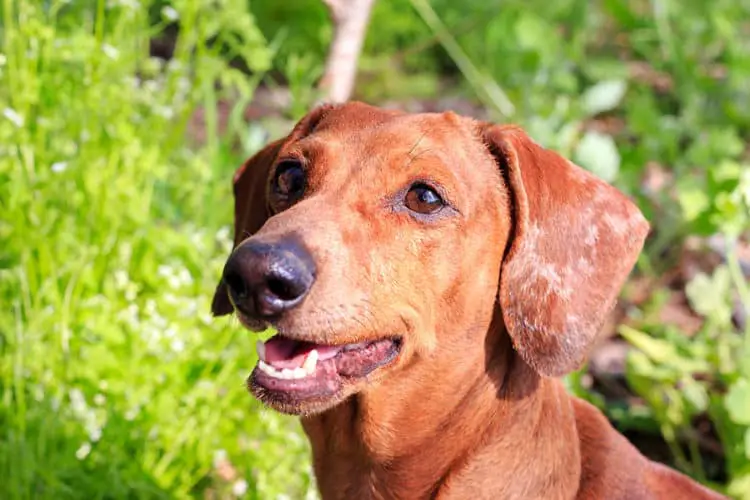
[248,375,352,416]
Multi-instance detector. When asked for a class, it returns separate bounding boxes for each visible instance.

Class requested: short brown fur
[213,102,726,499]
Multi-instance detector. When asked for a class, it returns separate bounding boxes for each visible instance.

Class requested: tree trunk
[319,0,376,103]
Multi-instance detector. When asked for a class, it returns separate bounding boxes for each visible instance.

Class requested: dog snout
[222,238,316,318]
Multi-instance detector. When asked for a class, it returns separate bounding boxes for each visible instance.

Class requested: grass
[0,1,313,498]
[1,0,749,498]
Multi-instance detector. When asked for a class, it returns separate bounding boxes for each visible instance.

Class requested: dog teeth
[258,356,318,381]
[256,350,320,380]
[302,349,319,374]
[256,340,266,362]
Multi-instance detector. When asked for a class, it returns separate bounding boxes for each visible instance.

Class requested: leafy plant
[0,1,312,498]
[620,166,749,497]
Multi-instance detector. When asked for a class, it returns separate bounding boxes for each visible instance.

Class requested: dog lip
[248,335,403,413]
[258,333,403,367]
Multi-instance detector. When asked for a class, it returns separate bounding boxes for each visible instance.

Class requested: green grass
[0,1,313,498]
[1,0,749,498]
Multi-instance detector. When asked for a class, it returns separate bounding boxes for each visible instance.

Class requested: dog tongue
[263,335,342,369]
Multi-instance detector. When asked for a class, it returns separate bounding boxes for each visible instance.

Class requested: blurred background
[1,0,749,498]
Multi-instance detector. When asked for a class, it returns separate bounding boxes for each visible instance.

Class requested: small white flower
[117,303,140,328]
[3,108,23,127]
[177,267,193,287]
[232,479,248,497]
[108,0,140,9]
[33,385,45,402]
[170,338,185,353]
[216,226,231,244]
[196,380,214,392]
[75,442,92,460]
[114,270,129,289]
[88,426,102,442]
[69,388,87,415]
[93,394,106,406]
[156,105,174,120]
[125,406,140,421]
[176,76,189,92]
[145,299,158,315]
[143,80,160,94]
[102,44,119,60]
[164,293,180,305]
[51,161,68,173]
[213,449,228,468]
[0,54,6,66]
[161,6,179,21]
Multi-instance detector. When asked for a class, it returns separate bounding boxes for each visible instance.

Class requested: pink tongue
[263,335,343,369]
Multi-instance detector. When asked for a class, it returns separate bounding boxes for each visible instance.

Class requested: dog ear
[481,124,650,377]
[211,104,336,316]
[210,139,283,316]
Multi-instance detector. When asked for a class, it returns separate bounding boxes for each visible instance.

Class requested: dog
[212,102,726,499]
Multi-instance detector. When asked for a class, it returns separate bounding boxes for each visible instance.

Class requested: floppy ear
[210,139,283,316]
[211,104,337,316]
[482,125,650,377]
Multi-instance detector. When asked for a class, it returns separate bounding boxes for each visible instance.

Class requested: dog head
[212,102,649,415]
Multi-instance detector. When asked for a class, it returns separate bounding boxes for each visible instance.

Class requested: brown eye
[272,160,306,204]
[404,183,445,215]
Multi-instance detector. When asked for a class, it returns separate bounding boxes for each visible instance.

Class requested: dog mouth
[249,334,402,410]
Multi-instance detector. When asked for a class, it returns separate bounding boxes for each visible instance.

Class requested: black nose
[222,239,316,318]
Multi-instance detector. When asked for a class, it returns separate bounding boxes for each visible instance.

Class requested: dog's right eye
[405,183,445,215]
[271,160,306,207]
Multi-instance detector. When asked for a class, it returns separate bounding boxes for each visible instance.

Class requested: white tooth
[259,360,286,379]
[258,360,274,375]
[256,340,266,362]
[281,368,295,379]
[292,367,307,379]
[302,349,319,374]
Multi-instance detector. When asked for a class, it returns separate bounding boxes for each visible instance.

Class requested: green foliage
[0,1,312,498]
[619,167,749,497]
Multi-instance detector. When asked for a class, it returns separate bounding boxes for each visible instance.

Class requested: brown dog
[212,102,726,499]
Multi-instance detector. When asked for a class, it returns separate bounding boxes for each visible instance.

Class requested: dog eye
[272,160,306,203]
[404,183,445,214]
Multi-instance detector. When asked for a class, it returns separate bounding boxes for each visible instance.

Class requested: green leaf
[574,131,620,182]
[726,379,750,425]
[745,427,750,461]
[711,160,742,184]
[515,14,548,51]
[677,186,710,223]
[685,267,733,324]
[681,377,708,413]
[619,325,709,373]
[582,79,627,116]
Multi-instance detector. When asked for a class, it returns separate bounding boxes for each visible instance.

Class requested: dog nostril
[266,276,300,302]
[224,270,248,299]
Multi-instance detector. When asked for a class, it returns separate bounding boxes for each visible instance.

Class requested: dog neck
[300,313,582,499]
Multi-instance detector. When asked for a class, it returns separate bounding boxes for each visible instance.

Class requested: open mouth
[249,334,402,409]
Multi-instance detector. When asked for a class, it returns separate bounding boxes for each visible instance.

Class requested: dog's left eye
[405,183,445,215]
[272,160,306,205]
